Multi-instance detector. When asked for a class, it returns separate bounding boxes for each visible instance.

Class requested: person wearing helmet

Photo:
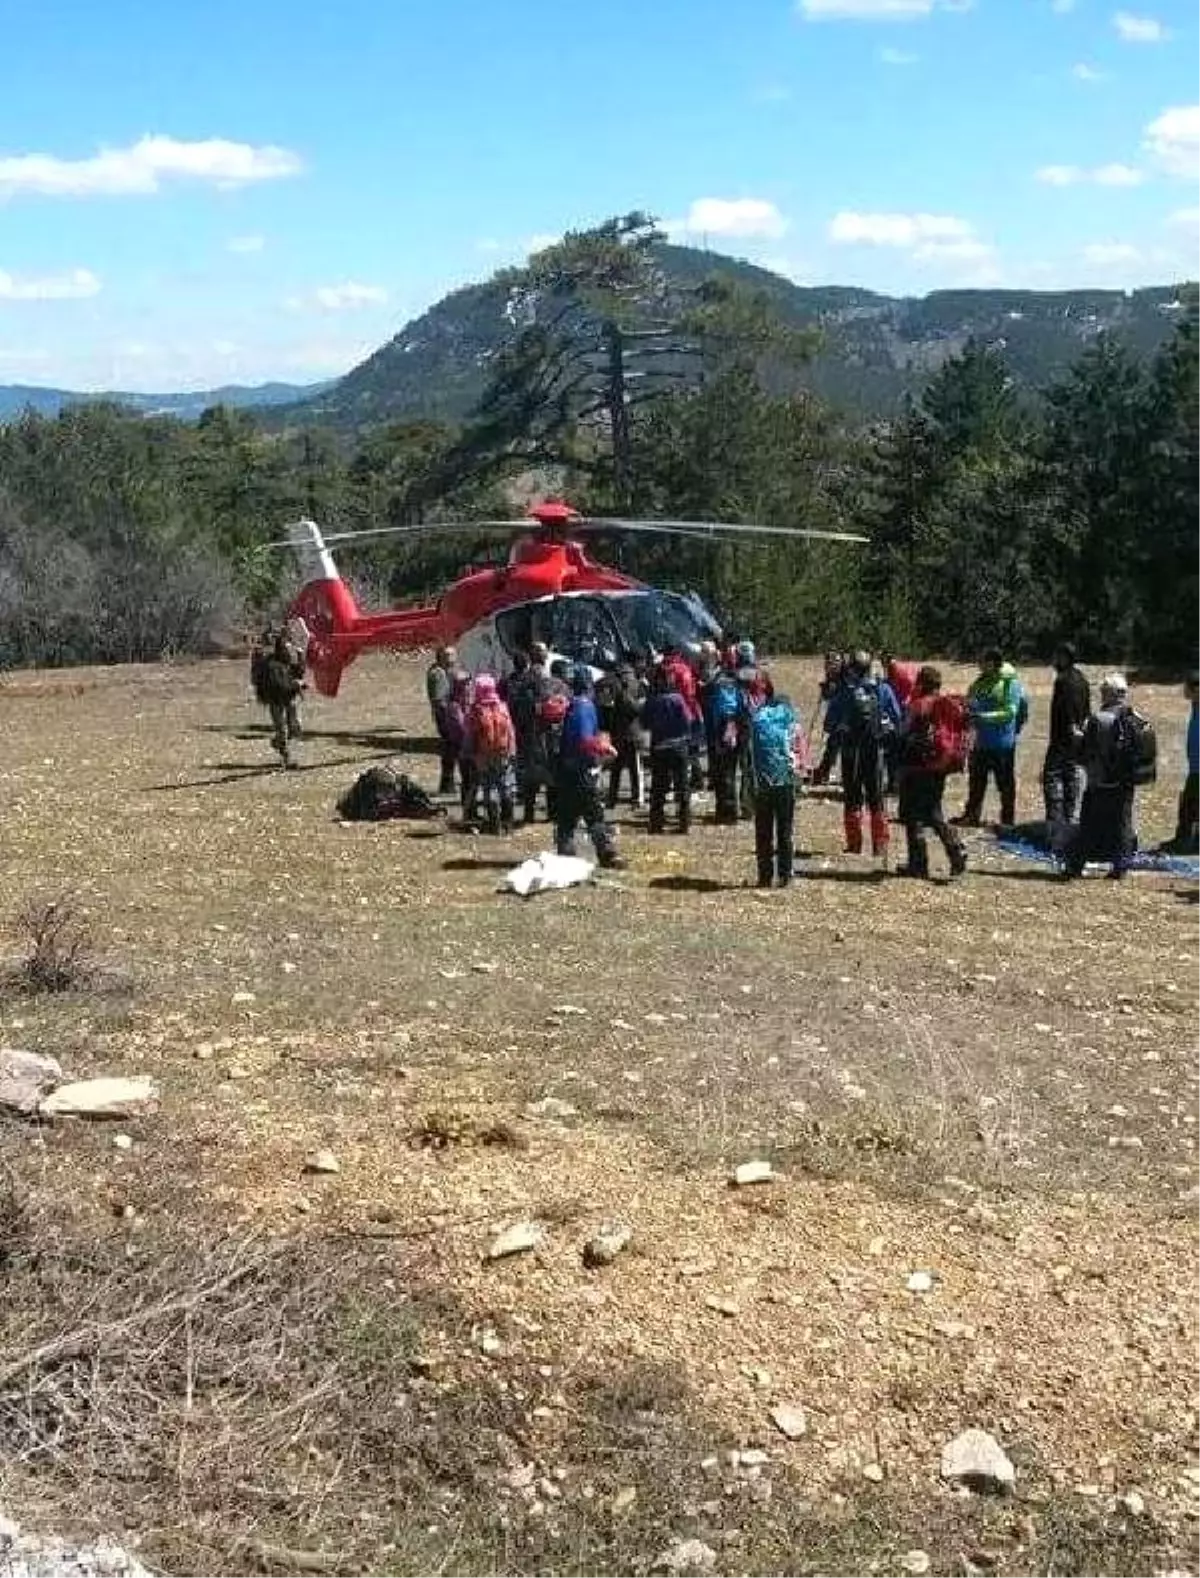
[1062,672,1137,879]
[554,666,623,868]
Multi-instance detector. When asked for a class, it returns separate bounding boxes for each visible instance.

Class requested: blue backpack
[750,699,796,786]
[709,675,742,727]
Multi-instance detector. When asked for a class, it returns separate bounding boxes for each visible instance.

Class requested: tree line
[0,213,1194,672]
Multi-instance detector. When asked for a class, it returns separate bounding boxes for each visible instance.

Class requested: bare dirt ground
[0,653,1196,1578]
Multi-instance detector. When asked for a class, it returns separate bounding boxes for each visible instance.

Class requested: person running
[426,645,460,796]
[554,667,623,868]
[1161,671,1199,855]
[749,677,800,889]
[895,665,969,880]
[1062,673,1142,880]
[463,673,516,835]
[1043,642,1090,831]
[825,650,899,863]
[643,663,692,835]
[955,649,1028,828]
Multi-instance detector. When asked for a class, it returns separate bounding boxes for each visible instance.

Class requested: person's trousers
[712,747,740,823]
[607,740,643,808]
[648,747,691,833]
[754,784,795,885]
[1042,744,1082,827]
[433,709,458,794]
[1065,785,1134,875]
[1174,772,1199,850]
[899,771,964,876]
[841,739,889,854]
[964,746,1016,826]
[554,769,616,859]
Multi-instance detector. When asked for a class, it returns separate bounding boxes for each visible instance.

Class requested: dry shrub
[13,893,98,994]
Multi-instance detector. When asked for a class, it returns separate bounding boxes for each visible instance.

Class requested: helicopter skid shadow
[648,875,740,894]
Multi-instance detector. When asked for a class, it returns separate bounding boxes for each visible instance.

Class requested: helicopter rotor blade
[576,517,871,545]
[261,520,532,549]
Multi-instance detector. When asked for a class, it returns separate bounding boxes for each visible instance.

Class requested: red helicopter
[272,501,868,697]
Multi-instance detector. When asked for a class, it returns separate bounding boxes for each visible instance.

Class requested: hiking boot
[948,848,968,879]
[950,813,980,827]
[598,852,626,871]
[894,864,927,879]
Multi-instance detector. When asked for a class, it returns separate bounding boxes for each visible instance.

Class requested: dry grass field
[0,652,1196,1577]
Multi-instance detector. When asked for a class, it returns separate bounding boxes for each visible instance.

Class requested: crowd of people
[418,637,1198,885]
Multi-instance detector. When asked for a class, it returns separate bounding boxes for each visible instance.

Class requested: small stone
[644,1012,667,1026]
[304,1149,340,1175]
[477,1327,503,1356]
[553,1004,588,1016]
[193,1042,215,1061]
[112,1134,133,1151]
[732,1160,776,1186]
[933,1319,976,1340]
[862,1462,885,1482]
[525,1096,579,1120]
[294,1196,312,1213]
[738,1448,771,1467]
[611,1485,637,1513]
[653,1538,717,1575]
[0,1048,64,1114]
[231,990,256,1004]
[867,1235,886,1257]
[705,1295,740,1317]
[472,961,499,974]
[770,1403,808,1440]
[940,1428,1016,1493]
[39,1076,158,1119]
[900,1551,931,1576]
[906,1270,935,1294]
[1121,1491,1146,1516]
[583,1220,633,1268]
[487,1221,544,1260]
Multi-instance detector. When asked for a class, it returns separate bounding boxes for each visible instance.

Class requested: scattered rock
[553,1004,588,1017]
[476,1327,503,1357]
[906,1270,935,1294]
[231,990,256,1005]
[583,1220,633,1268]
[705,1295,740,1317]
[304,1149,340,1175]
[770,1403,808,1440]
[932,1319,976,1340]
[653,1538,717,1575]
[862,1462,885,1482]
[112,1134,133,1152]
[39,1076,158,1120]
[0,1514,150,1578]
[940,1428,1016,1494]
[1120,1490,1147,1517]
[471,961,499,974]
[731,1159,776,1186]
[901,1551,931,1575]
[738,1448,771,1468]
[487,1221,544,1261]
[0,1048,63,1115]
[611,1485,637,1513]
[525,1096,579,1121]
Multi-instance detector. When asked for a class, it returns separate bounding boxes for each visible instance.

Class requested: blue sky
[1,0,1196,391]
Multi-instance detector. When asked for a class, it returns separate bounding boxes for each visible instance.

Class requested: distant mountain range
[279,245,1194,429]
[0,379,330,424]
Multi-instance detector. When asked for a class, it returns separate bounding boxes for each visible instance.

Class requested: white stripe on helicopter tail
[280,519,341,584]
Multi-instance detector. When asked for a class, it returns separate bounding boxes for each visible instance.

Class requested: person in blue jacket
[643,663,693,834]
[824,650,901,860]
[554,666,623,868]
[954,648,1028,828]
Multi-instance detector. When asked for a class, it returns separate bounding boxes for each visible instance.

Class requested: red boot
[843,807,864,854]
[869,808,890,856]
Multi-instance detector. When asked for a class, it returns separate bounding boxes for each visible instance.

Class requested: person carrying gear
[825,650,899,862]
[880,651,920,711]
[554,667,623,868]
[733,641,769,819]
[599,662,647,810]
[1043,642,1091,829]
[661,645,704,790]
[529,657,571,824]
[1063,673,1149,880]
[707,659,744,825]
[643,664,693,835]
[810,650,846,787]
[464,673,517,835]
[955,649,1028,828]
[749,677,800,889]
[443,671,473,819]
[427,644,460,796]
[254,629,307,769]
[895,665,969,880]
[505,649,544,823]
[1161,672,1199,855]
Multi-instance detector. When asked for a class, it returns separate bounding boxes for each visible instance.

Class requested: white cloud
[0,267,101,301]
[799,0,932,16]
[1113,10,1168,42]
[1143,105,1200,179]
[1071,62,1109,82]
[667,198,788,240]
[1082,241,1142,263]
[285,282,388,313]
[0,135,302,199]
[828,210,974,245]
[879,46,919,62]
[1035,162,1143,185]
[913,236,994,262]
[227,234,265,254]
[1167,206,1200,229]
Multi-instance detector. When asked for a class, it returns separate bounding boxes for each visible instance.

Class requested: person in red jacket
[880,651,920,710]
[661,645,704,788]
[896,664,968,880]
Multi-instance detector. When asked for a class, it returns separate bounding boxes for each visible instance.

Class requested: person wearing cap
[1043,642,1091,830]
[554,666,623,868]
[955,648,1028,828]
[1062,673,1136,879]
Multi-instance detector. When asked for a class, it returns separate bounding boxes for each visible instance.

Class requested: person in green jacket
[953,649,1028,828]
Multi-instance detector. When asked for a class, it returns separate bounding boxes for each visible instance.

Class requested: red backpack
[931,693,971,774]
[472,700,511,762]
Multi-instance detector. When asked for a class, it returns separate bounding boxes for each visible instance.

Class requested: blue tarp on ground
[993,825,1199,879]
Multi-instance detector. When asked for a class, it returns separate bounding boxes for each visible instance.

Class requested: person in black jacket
[642,664,692,834]
[1043,643,1091,829]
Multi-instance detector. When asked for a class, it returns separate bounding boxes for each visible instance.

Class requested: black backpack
[337,767,443,822]
[1116,708,1157,787]
[847,680,884,742]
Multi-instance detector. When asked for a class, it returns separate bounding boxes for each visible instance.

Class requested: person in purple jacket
[642,662,693,835]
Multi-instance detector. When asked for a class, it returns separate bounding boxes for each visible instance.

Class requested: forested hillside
[0,379,328,424]
[0,216,1194,675]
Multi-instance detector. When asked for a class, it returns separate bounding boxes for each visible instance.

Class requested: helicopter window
[604,592,718,656]
[494,605,534,656]
[548,598,621,667]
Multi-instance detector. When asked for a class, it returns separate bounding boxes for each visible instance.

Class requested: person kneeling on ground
[1063,673,1150,881]
[464,673,517,835]
[749,676,800,889]
[554,667,623,868]
[896,665,969,881]
[643,663,692,835]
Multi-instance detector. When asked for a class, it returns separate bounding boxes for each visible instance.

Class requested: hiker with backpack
[1043,642,1091,830]
[810,651,848,788]
[895,665,969,881]
[955,650,1029,829]
[554,666,624,869]
[504,649,542,823]
[749,677,801,889]
[707,659,745,825]
[825,650,900,863]
[464,674,517,835]
[251,629,306,770]
[599,662,647,810]
[643,662,693,835]
[1062,673,1155,880]
[734,642,770,819]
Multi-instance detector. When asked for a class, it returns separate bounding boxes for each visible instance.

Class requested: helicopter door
[548,597,621,670]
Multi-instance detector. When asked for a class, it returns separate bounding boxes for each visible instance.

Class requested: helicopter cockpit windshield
[494,591,721,671]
